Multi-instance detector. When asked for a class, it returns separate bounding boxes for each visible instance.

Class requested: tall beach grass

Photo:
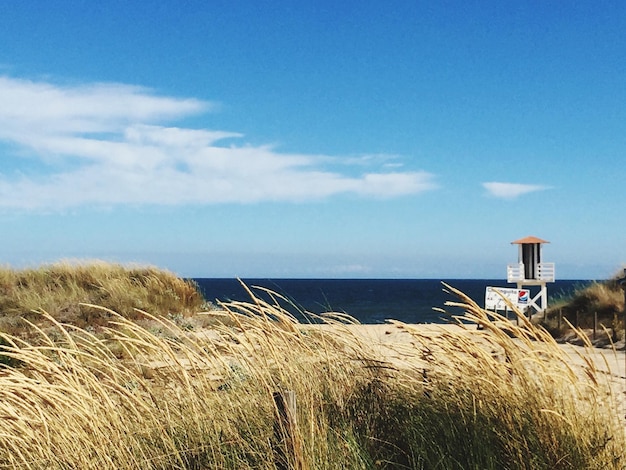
[0,265,623,469]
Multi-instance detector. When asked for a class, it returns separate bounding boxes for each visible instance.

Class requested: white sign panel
[485,286,530,311]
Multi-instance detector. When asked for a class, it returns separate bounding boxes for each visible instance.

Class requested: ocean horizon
[192,278,591,325]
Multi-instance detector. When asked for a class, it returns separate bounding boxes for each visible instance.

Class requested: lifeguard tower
[507,236,555,313]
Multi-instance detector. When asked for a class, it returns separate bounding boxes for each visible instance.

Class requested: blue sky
[0,1,624,279]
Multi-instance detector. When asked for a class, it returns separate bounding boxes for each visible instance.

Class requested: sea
[192,279,591,325]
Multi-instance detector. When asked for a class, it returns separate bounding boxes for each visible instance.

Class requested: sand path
[308,322,626,419]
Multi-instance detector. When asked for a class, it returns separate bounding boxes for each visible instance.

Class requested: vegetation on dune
[543,272,625,345]
[0,261,205,338]
[0,264,623,469]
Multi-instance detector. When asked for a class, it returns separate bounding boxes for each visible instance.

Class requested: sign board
[485,286,530,311]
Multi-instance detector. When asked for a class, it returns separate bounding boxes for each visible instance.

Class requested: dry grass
[0,287,378,469]
[0,270,623,469]
[0,261,204,340]
[402,283,626,469]
[543,275,625,345]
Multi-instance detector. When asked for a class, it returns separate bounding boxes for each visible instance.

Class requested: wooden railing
[536,262,555,281]
[507,263,524,282]
[507,262,555,282]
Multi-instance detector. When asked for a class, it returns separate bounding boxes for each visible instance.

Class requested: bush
[0,261,206,339]
[544,275,624,338]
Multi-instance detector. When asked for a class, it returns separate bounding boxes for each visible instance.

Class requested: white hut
[507,236,555,313]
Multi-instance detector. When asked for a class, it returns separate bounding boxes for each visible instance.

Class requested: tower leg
[523,284,548,316]
[527,284,548,314]
[516,282,549,317]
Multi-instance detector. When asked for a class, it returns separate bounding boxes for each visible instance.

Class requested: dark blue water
[192,279,591,324]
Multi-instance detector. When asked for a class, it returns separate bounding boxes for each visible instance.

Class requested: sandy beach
[305,322,626,418]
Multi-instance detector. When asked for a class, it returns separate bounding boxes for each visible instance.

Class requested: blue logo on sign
[518,290,529,304]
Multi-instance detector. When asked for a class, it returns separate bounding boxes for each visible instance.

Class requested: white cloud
[0,77,207,141]
[482,182,550,199]
[0,76,437,210]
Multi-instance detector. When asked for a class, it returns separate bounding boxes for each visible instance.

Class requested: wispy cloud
[0,76,437,210]
[482,182,550,199]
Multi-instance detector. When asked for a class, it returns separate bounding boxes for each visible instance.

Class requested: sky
[0,1,624,279]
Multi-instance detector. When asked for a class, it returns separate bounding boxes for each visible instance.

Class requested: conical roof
[511,236,550,245]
